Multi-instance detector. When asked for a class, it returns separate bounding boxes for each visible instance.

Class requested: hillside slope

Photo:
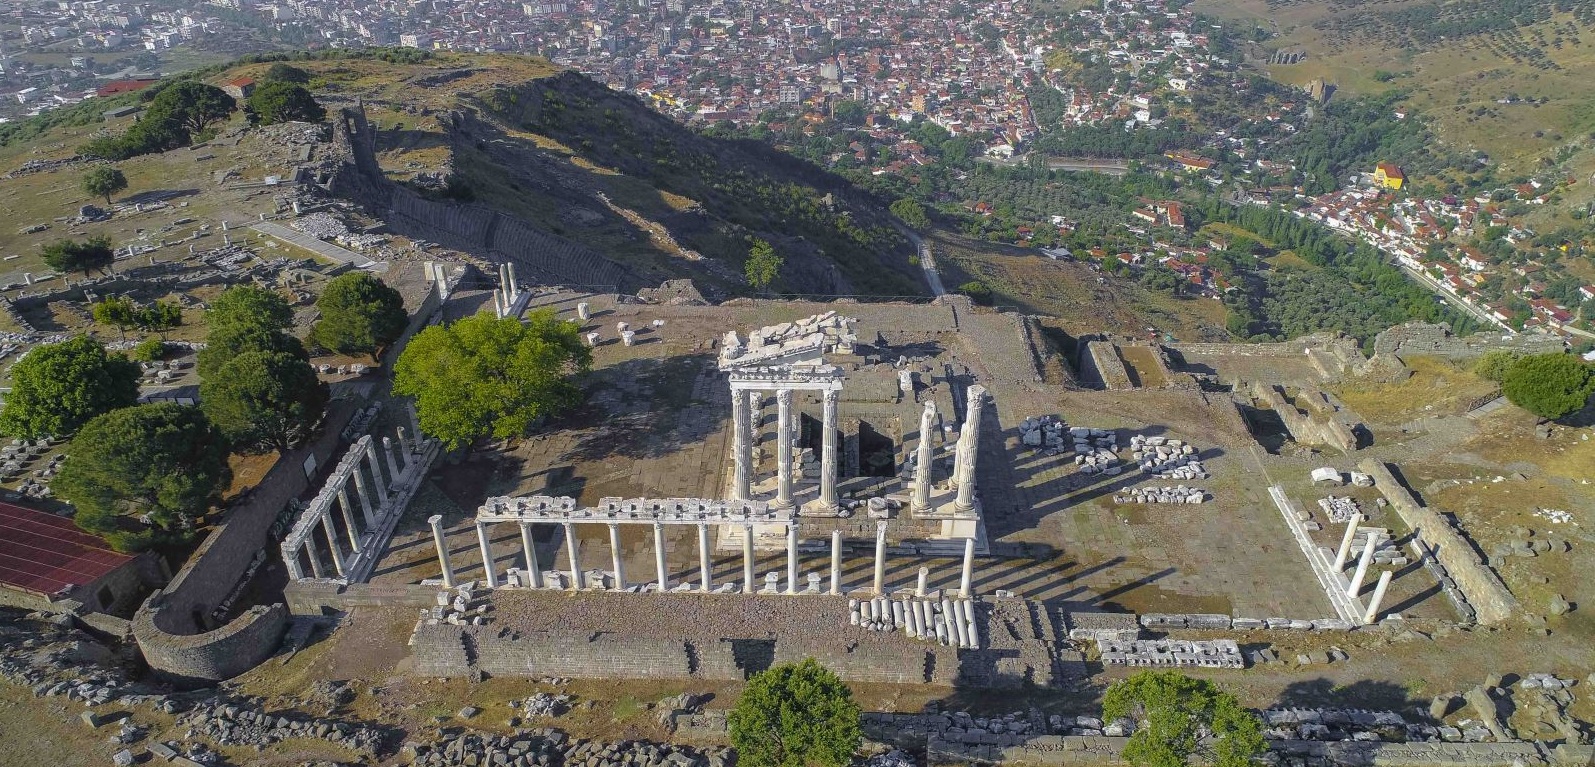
[298,54,922,297]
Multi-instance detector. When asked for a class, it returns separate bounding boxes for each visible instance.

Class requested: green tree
[137,300,183,331]
[746,238,783,293]
[309,272,408,360]
[92,296,140,339]
[727,659,861,767]
[81,165,128,206]
[1102,671,1266,767]
[831,100,867,125]
[41,236,115,277]
[957,280,994,305]
[0,336,140,438]
[394,311,591,450]
[1473,349,1521,383]
[205,284,294,333]
[200,349,329,454]
[246,81,327,126]
[197,323,309,379]
[146,81,236,138]
[262,63,311,85]
[1502,353,1595,420]
[53,403,231,552]
[890,198,930,229]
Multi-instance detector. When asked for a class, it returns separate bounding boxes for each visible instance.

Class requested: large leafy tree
[310,272,408,361]
[198,323,309,379]
[54,403,231,552]
[247,81,326,125]
[205,284,294,333]
[146,81,236,137]
[81,165,128,206]
[728,659,861,767]
[0,336,140,438]
[1102,671,1265,767]
[1502,353,1595,420]
[394,311,591,450]
[41,236,115,277]
[201,350,329,454]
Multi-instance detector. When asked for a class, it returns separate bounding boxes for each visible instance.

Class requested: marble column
[383,436,402,482]
[916,567,929,597]
[428,514,454,588]
[912,401,938,511]
[322,514,346,577]
[872,521,888,595]
[697,523,713,592]
[819,389,839,509]
[1347,534,1377,597]
[340,483,372,531]
[306,537,325,579]
[475,521,497,588]
[960,536,976,597]
[732,387,752,501]
[775,389,794,508]
[1332,514,1362,571]
[954,385,988,512]
[1362,570,1394,624]
[830,530,842,596]
[284,547,305,581]
[564,522,584,590]
[364,441,387,494]
[653,522,668,591]
[608,522,626,591]
[351,467,376,525]
[336,493,362,554]
[519,522,543,588]
[743,523,756,594]
[786,523,799,594]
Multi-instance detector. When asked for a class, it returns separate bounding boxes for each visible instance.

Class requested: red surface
[0,501,132,597]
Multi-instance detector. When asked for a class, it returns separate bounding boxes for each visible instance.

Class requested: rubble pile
[177,699,391,754]
[1016,415,1070,454]
[1114,486,1206,504]
[1095,638,1244,669]
[1129,435,1207,480]
[1318,496,1361,523]
[1072,428,1121,475]
[514,692,572,719]
[423,583,494,626]
[1259,709,1459,743]
[406,728,729,767]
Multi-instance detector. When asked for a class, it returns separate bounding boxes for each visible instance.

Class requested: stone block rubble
[1319,496,1361,523]
[1096,638,1244,668]
[424,583,494,626]
[406,727,729,767]
[849,596,980,649]
[1071,427,1122,475]
[1016,415,1070,454]
[1114,485,1206,504]
[1258,708,1481,743]
[1142,613,1353,632]
[513,692,572,719]
[176,698,391,754]
[1130,434,1207,480]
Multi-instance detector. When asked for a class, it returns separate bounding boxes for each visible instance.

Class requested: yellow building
[1374,162,1405,190]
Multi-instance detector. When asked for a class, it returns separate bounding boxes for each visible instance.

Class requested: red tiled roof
[0,501,132,597]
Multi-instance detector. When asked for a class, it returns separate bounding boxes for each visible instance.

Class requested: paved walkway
[252,222,377,269]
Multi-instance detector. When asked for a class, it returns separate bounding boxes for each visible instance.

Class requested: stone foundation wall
[928,736,1550,767]
[130,599,287,686]
[1371,323,1564,362]
[409,623,958,685]
[1360,460,1518,624]
[284,581,440,616]
[1079,341,1133,390]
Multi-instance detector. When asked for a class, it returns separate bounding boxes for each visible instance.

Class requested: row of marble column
[285,433,415,580]
[731,387,840,509]
[431,517,979,597]
[1331,513,1396,624]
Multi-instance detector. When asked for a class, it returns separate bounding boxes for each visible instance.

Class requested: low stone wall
[929,736,1549,767]
[1360,461,1518,624]
[1254,382,1355,452]
[1079,341,1133,390]
[1371,322,1563,362]
[409,623,958,685]
[284,580,439,615]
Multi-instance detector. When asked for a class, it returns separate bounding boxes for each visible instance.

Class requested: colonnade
[730,385,840,510]
[283,430,419,581]
[1330,512,1397,624]
[432,511,979,597]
